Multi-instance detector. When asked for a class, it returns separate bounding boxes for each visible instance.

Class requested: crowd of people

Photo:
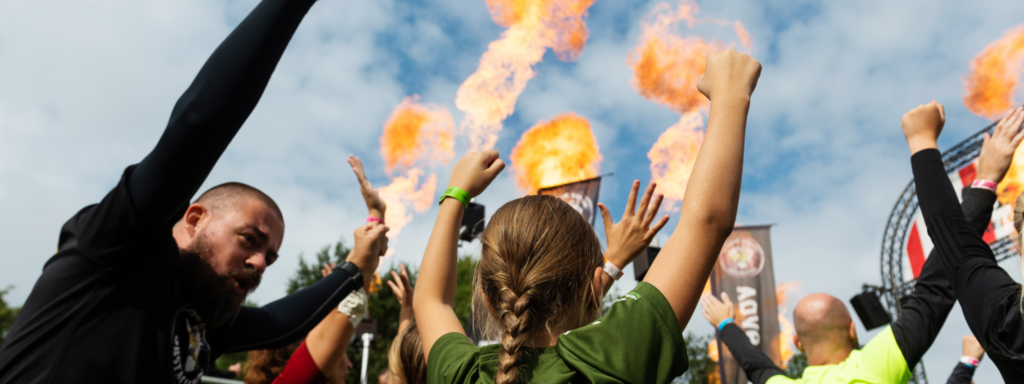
[0,0,1021,383]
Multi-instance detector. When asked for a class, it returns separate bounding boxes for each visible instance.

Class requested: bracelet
[603,258,623,281]
[960,356,980,368]
[439,187,471,208]
[365,216,383,224]
[718,318,735,332]
[971,179,997,191]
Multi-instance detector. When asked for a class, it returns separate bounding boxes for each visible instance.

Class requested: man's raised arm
[129,0,318,226]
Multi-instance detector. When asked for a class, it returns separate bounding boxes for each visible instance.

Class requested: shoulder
[856,327,911,382]
[428,333,482,384]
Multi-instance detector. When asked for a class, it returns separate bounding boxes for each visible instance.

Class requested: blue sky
[2,0,1023,381]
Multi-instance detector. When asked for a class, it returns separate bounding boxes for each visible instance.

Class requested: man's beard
[178,231,262,328]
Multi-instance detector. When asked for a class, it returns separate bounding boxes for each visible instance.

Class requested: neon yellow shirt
[766,327,911,384]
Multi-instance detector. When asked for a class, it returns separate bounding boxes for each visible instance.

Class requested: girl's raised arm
[644,49,761,330]
[413,151,505,361]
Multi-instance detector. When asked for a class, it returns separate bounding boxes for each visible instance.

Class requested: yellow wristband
[439,187,470,208]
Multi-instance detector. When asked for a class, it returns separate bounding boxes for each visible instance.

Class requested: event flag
[711,225,782,384]
[537,176,602,225]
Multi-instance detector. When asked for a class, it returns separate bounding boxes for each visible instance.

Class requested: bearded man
[0,0,386,382]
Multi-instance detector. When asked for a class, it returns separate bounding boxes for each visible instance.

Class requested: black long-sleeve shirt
[945,362,977,384]
[912,148,1024,382]
[716,180,997,384]
[0,1,363,383]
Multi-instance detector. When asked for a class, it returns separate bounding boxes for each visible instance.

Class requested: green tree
[0,286,22,346]
[785,351,808,379]
[287,241,352,295]
[672,332,718,384]
[346,255,477,383]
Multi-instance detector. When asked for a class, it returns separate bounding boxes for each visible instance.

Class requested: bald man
[700,129,1015,383]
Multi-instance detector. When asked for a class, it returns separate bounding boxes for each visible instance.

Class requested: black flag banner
[537,176,602,225]
[711,225,782,384]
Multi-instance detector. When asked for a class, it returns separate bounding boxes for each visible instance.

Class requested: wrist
[906,137,938,154]
[717,318,735,331]
[960,356,980,368]
[368,209,385,221]
[971,179,998,191]
[439,186,471,208]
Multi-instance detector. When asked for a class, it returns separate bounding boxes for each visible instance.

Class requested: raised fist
[347,222,389,278]
[697,49,762,101]
[447,150,506,198]
[901,100,945,153]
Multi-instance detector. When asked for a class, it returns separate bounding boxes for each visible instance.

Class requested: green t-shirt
[427,282,687,383]
[765,327,911,384]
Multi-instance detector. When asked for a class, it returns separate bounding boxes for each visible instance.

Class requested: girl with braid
[414,49,761,383]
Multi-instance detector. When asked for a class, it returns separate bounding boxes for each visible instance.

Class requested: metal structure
[873,120,1018,383]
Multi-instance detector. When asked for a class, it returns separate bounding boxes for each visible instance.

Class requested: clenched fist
[901,100,945,154]
[697,49,762,101]
[447,151,506,198]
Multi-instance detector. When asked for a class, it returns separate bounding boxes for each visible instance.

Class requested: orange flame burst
[647,113,705,211]
[509,113,602,191]
[456,0,597,151]
[629,0,750,210]
[964,24,1024,119]
[377,97,455,239]
[776,282,800,368]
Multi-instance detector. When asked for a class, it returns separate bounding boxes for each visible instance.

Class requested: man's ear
[182,203,209,237]
[793,334,804,352]
[591,267,605,309]
[847,321,858,346]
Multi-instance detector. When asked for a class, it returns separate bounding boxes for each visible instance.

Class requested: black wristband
[338,262,364,288]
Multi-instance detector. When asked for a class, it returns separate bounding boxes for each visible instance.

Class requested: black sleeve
[127,0,317,226]
[891,186,996,368]
[208,265,361,354]
[945,363,976,384]
[718,323,787,384]
[911,149,1024,363]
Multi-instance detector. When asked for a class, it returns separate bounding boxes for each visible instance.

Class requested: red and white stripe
[904,162,1014,280]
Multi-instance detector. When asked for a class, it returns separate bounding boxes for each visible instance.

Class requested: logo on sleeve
[171,307,210,384]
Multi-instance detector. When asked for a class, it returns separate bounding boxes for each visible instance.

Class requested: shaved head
[793,293,854,348]
[195,182,283,223]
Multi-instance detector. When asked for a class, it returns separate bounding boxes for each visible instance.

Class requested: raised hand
[447,151,506,198]
[901,100,946,154]
[348,155,387,220]
[387,264,415,329]
[599,180,671,271]
[321,263,337,278]
[346,222,389,282]
[696,49,762,102]
[701,292,736,328]
[977,107,1024,183]
[962,335,985,361]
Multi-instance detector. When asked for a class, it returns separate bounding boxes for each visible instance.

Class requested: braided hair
[473,195,603,384]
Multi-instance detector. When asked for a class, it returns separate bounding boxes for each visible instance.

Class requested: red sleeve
[272,341,328,384]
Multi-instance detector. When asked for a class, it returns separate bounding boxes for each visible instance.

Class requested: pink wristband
[365,216,383,224]
[961,356,980,367]
[971,180,997,191]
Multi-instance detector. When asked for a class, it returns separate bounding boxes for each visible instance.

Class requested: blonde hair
[388,322,426,384]
[472,195,603,384]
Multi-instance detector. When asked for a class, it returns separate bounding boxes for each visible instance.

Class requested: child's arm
[414,151,506,361]
[644,49,761,330]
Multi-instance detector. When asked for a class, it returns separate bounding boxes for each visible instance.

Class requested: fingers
[636,182,656,219]
[598,203,614,230]
[389,270,405,292]
[400,263,409,278]
[487,157,506,176]
[625,180,640,216]
[645,215,671,239]
[642,192,664,227]
[720,292,733,306]
[386,279,401,297]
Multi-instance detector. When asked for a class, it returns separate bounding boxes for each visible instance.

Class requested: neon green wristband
[439,187,470,208]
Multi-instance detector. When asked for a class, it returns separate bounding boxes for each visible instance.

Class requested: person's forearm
[398,305,414,331]
[305,311,356,377]
[414,199,464,309]
[129,0,316,225]
[719,323,787,384]
[646,96,749,328]
[945,363,976,384]
[214,266,360,353]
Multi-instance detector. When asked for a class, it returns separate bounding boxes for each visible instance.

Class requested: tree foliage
[672,333,718,384]
[785,351,808,379]
[0,286,21,346]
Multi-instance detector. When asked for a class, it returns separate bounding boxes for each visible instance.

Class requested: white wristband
[338,288,368,327]
[603,259,623,281]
